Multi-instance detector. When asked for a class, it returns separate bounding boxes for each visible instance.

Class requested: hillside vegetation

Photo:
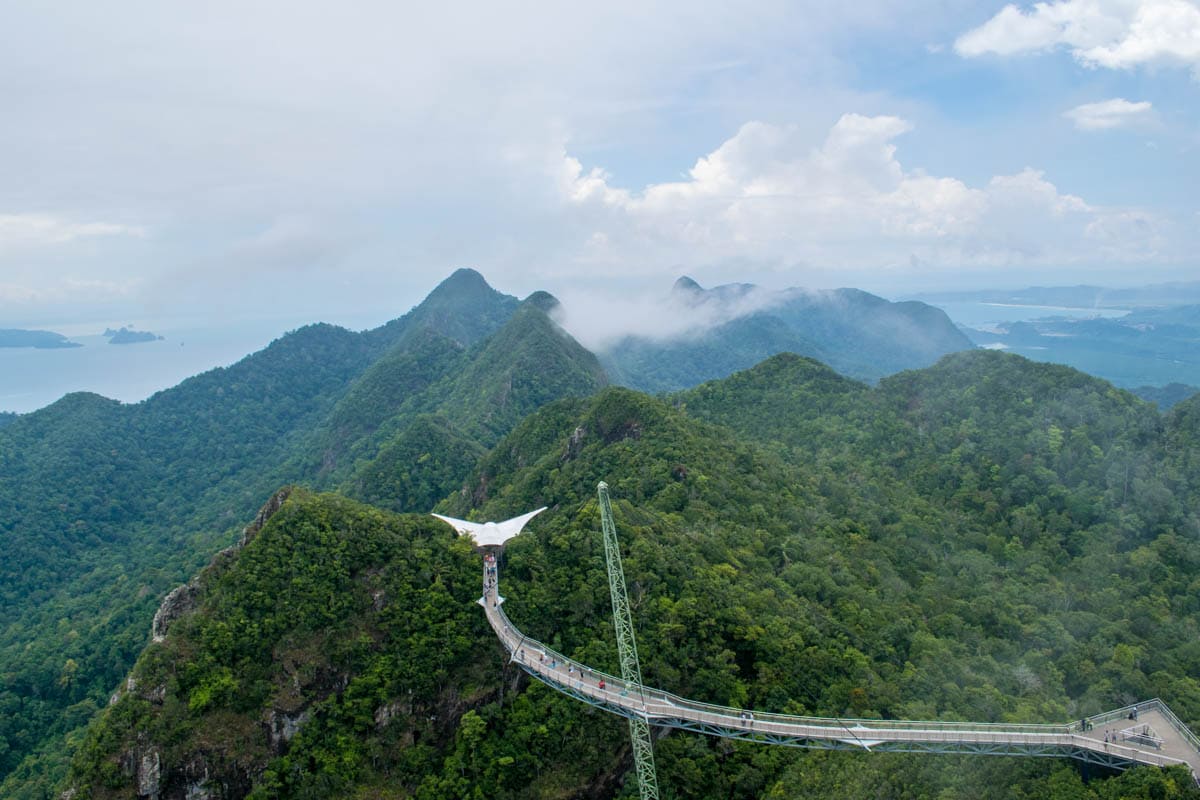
[62,351,1200,799]
[5,269,1198,798]
[0,270,607,796]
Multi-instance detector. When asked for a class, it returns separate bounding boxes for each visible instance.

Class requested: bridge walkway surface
[478,560,1200,782]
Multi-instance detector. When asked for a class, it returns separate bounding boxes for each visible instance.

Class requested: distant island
[913,281,1200,310]
[0,328,82,349]
[103,326,164,345]
[956,305,1200,392]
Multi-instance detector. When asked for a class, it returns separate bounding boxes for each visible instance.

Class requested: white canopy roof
[431,507,547,547]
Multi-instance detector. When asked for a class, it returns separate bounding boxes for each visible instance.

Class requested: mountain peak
[523,290,561,314]
[672,276,704,294]
[373,269,520,349]
[427,268,496,301]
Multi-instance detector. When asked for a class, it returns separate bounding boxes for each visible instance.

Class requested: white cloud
[551,280,782,350]
[0,213,144,249]
[0,2,1194,328]
[558,115,989,259]
[554,114,1160,272]
[955,0,1200,75]
[1064,97,1154,129]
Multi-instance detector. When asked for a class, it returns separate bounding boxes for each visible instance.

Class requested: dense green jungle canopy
[0,270,605,796]
[3,269,1200,799]
[59,356,1200,799]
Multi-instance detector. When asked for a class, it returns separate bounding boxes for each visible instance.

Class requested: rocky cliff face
[65,489,300,799]
[239,486,293,546]
[151,488,293,643]
[150,581,202,644]
[61,491,518,799]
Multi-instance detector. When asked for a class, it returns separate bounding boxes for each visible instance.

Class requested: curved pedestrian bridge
[479,562,1200,782]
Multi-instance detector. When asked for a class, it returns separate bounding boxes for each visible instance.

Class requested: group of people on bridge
[483,552,498,597]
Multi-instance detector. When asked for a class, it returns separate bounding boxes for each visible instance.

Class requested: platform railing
[1146,699,1200,754]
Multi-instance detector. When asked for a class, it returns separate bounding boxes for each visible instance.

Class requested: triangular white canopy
[431,507,547,547]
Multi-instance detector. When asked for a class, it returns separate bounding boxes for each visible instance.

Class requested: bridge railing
[485,568,1200,782]
[489,600,1200,773]
[490,602,1079,736]
[1079,702,1145,732]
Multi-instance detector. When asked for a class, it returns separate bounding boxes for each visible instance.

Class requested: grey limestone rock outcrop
[185,780,214,800]
[265,709,311,753]
[151,579,202,643]
[240,485,293,547]
[137,749,161,798]
[151,487,293,643]
[564,424,587,460]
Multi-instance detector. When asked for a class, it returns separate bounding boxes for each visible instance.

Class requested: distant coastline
[0,329,82,349]
[912,281,1200,310]
[978,302,1129,314]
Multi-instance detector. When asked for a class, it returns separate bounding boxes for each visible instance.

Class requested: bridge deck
[479,561,1200,781]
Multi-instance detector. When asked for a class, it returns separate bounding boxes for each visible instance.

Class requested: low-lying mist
[549,277,792,352]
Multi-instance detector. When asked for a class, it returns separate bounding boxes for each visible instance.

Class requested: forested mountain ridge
[294,299,609,492]
[0,271,605,796]
[600,312,826,397]
[1134,384,1200,411]
[2,266,520,614]
[0,322,385,795]
[599,277,972,392]
[433,303,609,446]
[64,490,498,800]
[65,352,1200,799]
[6,265,1200,798]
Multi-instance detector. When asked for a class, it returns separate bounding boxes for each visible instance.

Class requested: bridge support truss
[598,482,659,800]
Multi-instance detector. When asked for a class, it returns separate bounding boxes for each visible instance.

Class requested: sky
[2,0,1198,333]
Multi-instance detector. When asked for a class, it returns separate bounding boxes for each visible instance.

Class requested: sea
[1,301,1132,416]
[0,314,387,415]
[927,301,1129,331]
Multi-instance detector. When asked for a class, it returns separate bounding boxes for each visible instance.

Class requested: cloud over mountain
[554,113,1169,275]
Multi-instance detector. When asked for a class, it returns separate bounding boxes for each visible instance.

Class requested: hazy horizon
[6,268,1188,415]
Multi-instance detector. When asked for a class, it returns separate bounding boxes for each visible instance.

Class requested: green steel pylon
[598,482,659,800]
